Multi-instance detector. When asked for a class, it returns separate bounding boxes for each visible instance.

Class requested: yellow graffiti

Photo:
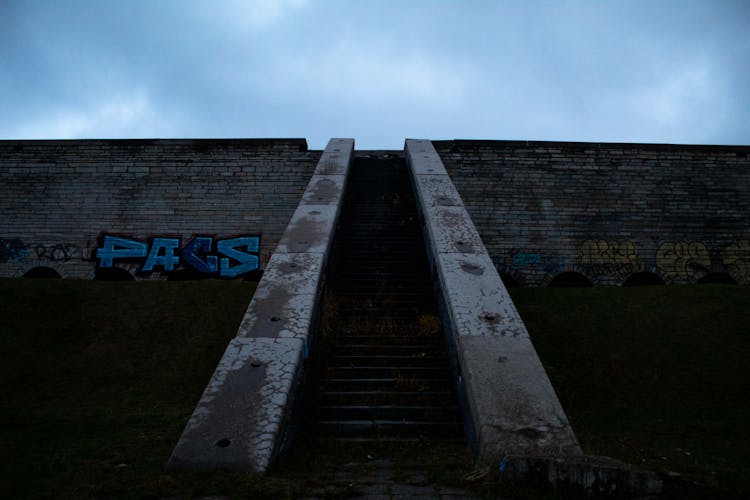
[722,240,750,284]
[579,240,642,276]
[656,242,710,281]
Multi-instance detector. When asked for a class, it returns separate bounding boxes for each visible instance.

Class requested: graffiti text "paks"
[96,234,260,278]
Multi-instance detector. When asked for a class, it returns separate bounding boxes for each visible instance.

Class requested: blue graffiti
[512,252,542,266]
[143,238,181,272]
[0,238,29,263]
[217,236,260,278]
[182,236,218,273]
[95,236,148,267]
[96,234,261,278]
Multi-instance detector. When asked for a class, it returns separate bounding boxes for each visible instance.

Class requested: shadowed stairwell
[277,154,474,496]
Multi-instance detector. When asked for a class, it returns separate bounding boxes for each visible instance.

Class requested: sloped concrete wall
[168,139,354,473]
[405,139,581,459]
[434,140,750,286]
[0,139,320,279]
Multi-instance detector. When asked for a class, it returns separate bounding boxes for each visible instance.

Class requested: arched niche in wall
[548,271,593,288]
[166,268,209,281]
[23,267,62,279]
[622,272,665,287]
[696,272,737,285]
[94,267,135,281]
[243,269,264,282]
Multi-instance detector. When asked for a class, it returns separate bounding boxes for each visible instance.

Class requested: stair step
[317,405,461,421]
[338,336,443,343]
[325,378,453,392]
[321,391,457,406]
[327,366,452,379]
[330,355,448,367]
[309,156,464,443]
[315,420,464,437]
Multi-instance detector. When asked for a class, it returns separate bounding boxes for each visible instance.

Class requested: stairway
[309,153,464,440]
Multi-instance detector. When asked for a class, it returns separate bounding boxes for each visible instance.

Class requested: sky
[1,0,749,150]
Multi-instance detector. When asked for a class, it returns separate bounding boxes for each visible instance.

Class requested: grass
[0,278,260,498]
[511,285,750,498]
[0,279,748,497]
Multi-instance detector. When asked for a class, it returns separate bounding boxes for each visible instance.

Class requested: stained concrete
[168,139,354,473]
[500,455,663,497]
[423,206,485,255]
[274,204,340,255]
[167,337,304,472]
[405,138,581,459]
[300,175,346,205]
[436,253,526,338]
[236,252,323,344]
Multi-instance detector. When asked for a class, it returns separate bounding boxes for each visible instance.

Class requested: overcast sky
[1,0,748,149]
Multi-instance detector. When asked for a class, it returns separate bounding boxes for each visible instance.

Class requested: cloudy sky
[1,0,748,149]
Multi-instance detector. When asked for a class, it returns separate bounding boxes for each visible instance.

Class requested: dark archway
[697,273,737,285]
[166,268,209,281]
[23,267,61,279]
[548,272,592,287]
[243,269,264,282]
[499,272,519,288]
[623,272,665,287]
[94,267,135,281]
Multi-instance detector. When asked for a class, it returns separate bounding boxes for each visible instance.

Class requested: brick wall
[0,139,320,279]
[434,140,750,285]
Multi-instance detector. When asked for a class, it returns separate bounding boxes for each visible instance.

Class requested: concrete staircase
[309,153,464,440]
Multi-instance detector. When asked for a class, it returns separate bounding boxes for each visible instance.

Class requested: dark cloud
[1,0,748,148]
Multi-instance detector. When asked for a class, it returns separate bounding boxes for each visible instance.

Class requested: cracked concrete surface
[168,138,354,473]
[405,138,581,459]
[167,337,304,472]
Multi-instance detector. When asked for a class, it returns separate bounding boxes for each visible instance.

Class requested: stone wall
[0,139,320,279]
[3,138,748,285]
[434,140,750,285]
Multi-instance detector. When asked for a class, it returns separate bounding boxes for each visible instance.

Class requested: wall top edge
[0,138,310,150]
[432,139,750,152]
[354,150,404,157]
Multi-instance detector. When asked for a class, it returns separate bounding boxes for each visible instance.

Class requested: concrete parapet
[167,337,304,472]
[168,139,354,473]
[404,139,581,458]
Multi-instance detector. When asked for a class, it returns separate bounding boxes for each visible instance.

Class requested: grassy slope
[0,280,748,497]
[511,285,750,496]
[0,279,256,498]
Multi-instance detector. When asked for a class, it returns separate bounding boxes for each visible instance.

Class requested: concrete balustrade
[168,138,354,473]
[404,139,582,458]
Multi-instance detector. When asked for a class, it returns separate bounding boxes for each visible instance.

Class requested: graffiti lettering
[656,241,710,281]
[1,239,94,263]
[142,238,181,272]
[182,236,218,273]
[0,238,28,263]
[512,253,542,266]
[217,236,260,278]
[95,234,261,278]
[722,240,750,284]
[579,240,642,276]
[96,236,148,267]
